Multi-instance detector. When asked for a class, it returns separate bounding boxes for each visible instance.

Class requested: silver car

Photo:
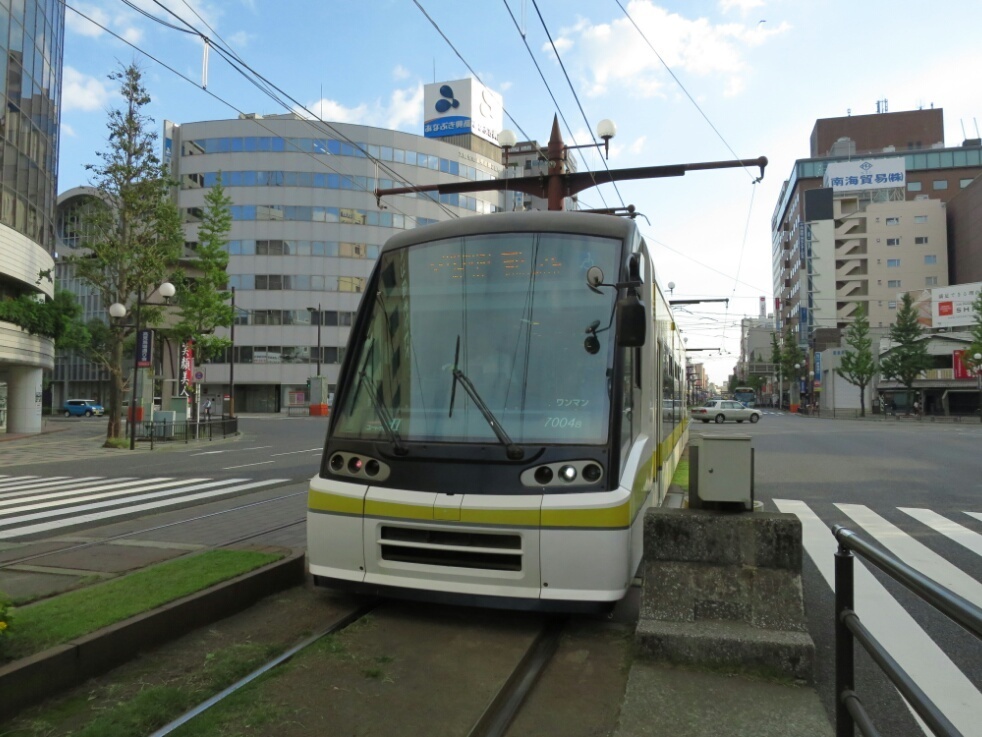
[690,399,761,424]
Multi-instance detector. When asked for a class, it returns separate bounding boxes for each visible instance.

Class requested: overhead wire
[529,0,625,209]
[500,0,611,210]
[110,0,468,222]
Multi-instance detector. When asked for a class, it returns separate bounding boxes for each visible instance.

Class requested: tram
[307,211,687,611]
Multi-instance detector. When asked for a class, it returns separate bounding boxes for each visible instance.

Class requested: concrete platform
[614,661,832,737]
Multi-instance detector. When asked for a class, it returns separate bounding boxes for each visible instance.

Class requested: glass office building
[0,0,64,434]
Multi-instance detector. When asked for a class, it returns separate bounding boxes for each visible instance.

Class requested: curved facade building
[0,0,64,433]
[169,113,504,412]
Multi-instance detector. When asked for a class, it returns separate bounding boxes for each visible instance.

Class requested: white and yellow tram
[308,211,687,611]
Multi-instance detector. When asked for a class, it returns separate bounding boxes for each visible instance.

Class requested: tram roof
[381,211,638,254]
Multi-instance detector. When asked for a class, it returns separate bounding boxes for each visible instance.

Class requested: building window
[887,280,901,288]
[960,178,975,188]
[888,301,897,309]
[932,180,948,190]
[914,215,928,223]
[924,255,937,265]
[907,181,922,192]
[925,276,939,286]
[886,238,900,246]
[886,217,900,226]
[915,236,928,245]
[887,259,900,267]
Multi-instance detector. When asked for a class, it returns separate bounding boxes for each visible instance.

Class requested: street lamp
[975,352,982,424]
[307,305,322,377]
[111,281,175,450]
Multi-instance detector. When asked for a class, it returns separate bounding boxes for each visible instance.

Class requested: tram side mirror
[616,292,646,347]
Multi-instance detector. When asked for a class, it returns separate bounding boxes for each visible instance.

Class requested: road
[3,411,980,736]
[711,411,982,737]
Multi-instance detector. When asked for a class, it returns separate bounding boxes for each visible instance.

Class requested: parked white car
[690,399,761,424]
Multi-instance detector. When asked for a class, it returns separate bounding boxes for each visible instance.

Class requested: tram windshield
[333,230,622,447]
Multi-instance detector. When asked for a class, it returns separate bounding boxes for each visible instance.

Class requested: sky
[57,0,982,385]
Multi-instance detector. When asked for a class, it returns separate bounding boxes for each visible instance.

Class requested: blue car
[62,399,104,417]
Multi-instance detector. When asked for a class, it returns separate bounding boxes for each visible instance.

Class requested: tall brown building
[772,107,982,357]
[810,108,944,158]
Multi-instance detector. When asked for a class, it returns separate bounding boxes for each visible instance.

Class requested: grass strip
[671,457,689,492]
[3,549,280,661]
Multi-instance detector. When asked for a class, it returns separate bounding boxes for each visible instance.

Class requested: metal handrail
[833,525,982,737]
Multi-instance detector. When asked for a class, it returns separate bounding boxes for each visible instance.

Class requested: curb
[0,549,306,720]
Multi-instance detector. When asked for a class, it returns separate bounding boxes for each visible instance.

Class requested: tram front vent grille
[379,526,522,572]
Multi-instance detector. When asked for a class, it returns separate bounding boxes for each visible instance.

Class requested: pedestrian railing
[139,417,239,450]
[833,525,982,737]
[287,403,310,417]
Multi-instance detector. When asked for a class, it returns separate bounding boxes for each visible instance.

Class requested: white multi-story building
[167,113,504,412]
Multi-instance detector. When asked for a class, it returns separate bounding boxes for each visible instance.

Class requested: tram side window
[620,348,634,456]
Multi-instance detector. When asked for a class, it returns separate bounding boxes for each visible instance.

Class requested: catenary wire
[530,0,625,209]
[614,0,755,180]
[64,1,466,224]
[142,0,464,221]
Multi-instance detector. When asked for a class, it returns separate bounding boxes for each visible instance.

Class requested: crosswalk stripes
[774,499,982,737]
[0,474,290,541]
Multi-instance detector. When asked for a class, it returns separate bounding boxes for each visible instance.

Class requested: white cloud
[549,1,789,100]
[393,64,411,81]
[718,0,765,13]
[385,84,424,130]
[298,98,369,124]
[299,84,424,133]
[226,30,252,48]
[61,67,113,112]
[65,2,111,37]
[61,123,77,138]
[629,135,647,154]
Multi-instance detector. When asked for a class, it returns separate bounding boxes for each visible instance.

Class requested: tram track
[146,600,572,737]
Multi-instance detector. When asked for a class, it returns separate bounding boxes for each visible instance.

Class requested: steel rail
[148,601,379,736]
[466,617,567,737]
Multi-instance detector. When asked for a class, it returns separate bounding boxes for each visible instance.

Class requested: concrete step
[635,618,814,683]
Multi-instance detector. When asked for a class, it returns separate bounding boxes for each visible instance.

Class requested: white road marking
[0,479,228,525]
[190,451,226,456]
[837,504,982,608]
[222,461,275,469]
[0,479,290,539]
[899,508,982,559]
[0,477,159,508]
[270,448,322,457]
[775,499,982,737]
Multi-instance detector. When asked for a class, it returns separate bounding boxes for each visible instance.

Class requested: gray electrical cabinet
[689,434,754,510]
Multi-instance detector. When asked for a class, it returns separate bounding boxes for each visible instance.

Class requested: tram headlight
[330,454,345,472]
[582,463,602,482]
[534,466,554,485]
[365,459,380,477]
[348,456,363,474]
[559,465,577,482]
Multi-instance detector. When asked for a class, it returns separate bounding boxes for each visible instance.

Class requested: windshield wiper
[449,336,524,460]
[351,339,408,455]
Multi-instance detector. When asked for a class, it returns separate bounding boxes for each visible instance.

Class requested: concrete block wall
[636,508,816,683]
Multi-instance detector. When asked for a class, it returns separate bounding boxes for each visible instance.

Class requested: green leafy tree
[966,291,982,372]
[838,304,875,416]
[965,291,982,420]
[880,292,931,413]
[167,175,234,405]
[68,63,183,444]
[0,290,89,345]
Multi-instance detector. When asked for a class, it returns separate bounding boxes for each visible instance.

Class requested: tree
[966,290,982,373]
[167,175,234,409]
[838,304,875,416]
[880,292,931,413]
[69,63,183,445]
